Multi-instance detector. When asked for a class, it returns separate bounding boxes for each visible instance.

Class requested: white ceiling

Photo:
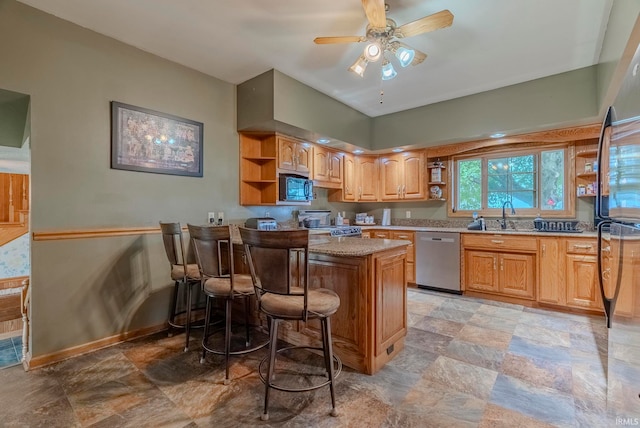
[18,0,613,117]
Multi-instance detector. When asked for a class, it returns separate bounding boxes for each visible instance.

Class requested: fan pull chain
[379,76,384,104]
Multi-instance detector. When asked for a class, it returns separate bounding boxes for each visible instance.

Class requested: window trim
[448,143,575,218]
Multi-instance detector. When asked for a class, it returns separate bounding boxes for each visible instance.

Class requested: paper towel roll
[382,209,391,226]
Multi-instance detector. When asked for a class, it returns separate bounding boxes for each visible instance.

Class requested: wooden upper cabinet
[313,146,342,188]
[380,151,426,201]
[402,151,425,199]
[342,153,356,201]
[277,135,311,175]
[356,155,379,201]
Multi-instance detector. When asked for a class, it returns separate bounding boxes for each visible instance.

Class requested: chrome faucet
[498,200,516,229]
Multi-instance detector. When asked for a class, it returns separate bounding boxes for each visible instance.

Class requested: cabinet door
[356,156,379,201]
[392,231,415,283]
[499,253,535,299]
[375,251,406,356]
[380,156,402,200]
[328,151,342,183]
[401,151,425,200]
[277,137,297,171]
[566,254,602,310]
[342,153,356,201]
[538,237,564,304]
[312,146,330,181]
[465,250,498,292]
[296,143,312,174]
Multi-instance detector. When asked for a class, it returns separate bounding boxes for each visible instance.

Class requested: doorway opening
[0,88,30,369]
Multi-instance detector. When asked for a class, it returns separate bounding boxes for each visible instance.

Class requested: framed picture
[111,101,203,177]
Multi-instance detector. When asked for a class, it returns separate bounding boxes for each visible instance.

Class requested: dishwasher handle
[419,237,455,243]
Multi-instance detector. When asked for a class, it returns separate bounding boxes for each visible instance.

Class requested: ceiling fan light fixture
[395,46,415,67]
[381,60,397,80]
[349,55,369,77]
[364,42,382,62]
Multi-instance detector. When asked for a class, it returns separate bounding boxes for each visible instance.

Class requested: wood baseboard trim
[26,323,167,370]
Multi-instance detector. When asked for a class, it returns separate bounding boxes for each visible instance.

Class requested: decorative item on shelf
[577,184,586,196]
[430,167,442,183]
[430,185,442,199]
[584,162,593,173]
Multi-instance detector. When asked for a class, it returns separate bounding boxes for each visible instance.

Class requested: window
[451,145,573,217]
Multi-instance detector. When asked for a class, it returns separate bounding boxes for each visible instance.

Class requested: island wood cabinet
[277,135,312,175]
[312,145,342,188]
[379,151,426,201]
[462,234,536,300]
[280,245,407,375]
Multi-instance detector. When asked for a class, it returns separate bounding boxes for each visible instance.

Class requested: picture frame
[111,101,203,177]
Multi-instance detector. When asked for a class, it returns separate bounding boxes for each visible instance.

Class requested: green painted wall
[0,0,253,357]
[0,89,29,148]
[371,66,599,150]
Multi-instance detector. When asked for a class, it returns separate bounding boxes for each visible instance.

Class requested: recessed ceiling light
[490,133,506,138]
[317,138,330,144]
[392,148,404,153]
[353,149,364,154]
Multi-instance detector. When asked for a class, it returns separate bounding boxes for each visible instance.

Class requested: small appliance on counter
[244,217,278,231]
[298,210,331,228]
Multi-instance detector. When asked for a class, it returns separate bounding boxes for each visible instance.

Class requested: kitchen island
[301,236,410,375]
[233,231,410,375]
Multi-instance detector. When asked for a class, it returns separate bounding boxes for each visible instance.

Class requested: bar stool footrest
[202,325,269,357]
[258,345,342,393]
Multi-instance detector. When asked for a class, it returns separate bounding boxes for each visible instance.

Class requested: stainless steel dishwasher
[415,231,461,294]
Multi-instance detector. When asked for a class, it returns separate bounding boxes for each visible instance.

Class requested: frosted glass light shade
[395,46,415,67]
[349,55,368,77]
[381,61,397,80]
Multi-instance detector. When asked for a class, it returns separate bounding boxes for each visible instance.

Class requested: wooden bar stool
[239,227,341,421]
[159,222,201,352]
[188,224,268,385]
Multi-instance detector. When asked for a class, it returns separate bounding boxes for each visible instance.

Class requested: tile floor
[0,335,22,368]
[0,288,611,427]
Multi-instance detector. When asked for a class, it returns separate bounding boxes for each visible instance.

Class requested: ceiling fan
[314,0,453,80]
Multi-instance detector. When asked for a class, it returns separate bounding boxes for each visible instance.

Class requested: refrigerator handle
[597,220,613,328]
[595,106,613,220]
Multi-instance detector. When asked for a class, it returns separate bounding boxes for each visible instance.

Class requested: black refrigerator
[596,42,640,421]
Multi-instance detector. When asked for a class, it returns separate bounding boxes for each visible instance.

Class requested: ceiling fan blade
[394,9,454,39]
[411,48,427,65]
[314,36,366,44]
[361,0,387,29]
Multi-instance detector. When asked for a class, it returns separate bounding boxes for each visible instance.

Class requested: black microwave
[279,174,313,202]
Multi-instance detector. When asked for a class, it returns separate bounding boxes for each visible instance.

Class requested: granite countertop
[229,225,410,256]
[309,236,410,257]
[358,225,598,238]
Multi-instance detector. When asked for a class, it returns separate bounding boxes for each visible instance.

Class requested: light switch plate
[406,211,411,219]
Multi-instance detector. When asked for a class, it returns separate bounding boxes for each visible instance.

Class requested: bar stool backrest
[159,222,187,270]
[239,228,310,318]
[187,224,233,281]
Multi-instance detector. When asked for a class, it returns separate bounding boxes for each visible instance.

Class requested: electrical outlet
[406,210,411,219]
[208,212,216,224]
